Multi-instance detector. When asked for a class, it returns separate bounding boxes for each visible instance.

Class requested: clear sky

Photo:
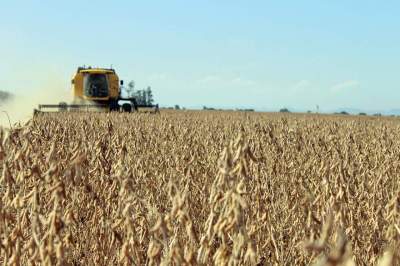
[1,0,399,111]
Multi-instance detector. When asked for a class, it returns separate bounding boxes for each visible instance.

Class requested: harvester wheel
[122,103,132,113]
[109,100,119,112]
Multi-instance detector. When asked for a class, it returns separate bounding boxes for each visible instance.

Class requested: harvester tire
[109,101,119,112]
[122,103,132,113]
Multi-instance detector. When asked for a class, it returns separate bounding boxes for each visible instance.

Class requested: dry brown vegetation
[0,110,399,265]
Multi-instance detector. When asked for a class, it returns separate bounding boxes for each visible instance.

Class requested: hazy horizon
[1,1,399,113]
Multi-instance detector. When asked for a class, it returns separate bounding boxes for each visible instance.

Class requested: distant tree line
[162,105,182,110]
[203,106,254,112]
[159,103,397,118]
[125,81,154,105]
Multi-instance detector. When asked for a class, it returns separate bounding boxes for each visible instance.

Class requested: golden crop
[0,110,399,265]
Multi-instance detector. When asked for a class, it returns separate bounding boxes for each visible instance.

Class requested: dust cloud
[0,88,71,128]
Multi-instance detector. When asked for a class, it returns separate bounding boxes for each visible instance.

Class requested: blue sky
[1,0,399,111]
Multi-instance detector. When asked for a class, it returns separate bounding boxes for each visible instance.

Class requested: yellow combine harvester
[34,66,159,114]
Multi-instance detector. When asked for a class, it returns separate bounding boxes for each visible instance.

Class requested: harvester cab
[34,66,159,114]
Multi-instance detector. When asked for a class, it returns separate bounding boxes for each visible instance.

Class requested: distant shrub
[236,108,254,112]
[359,112,367,116]
[0,90,12,102]
[279,108,290,113]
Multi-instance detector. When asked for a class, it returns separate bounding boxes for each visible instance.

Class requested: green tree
[146,86,154,105]
[126,81,135,98]
[141,90,147,105]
